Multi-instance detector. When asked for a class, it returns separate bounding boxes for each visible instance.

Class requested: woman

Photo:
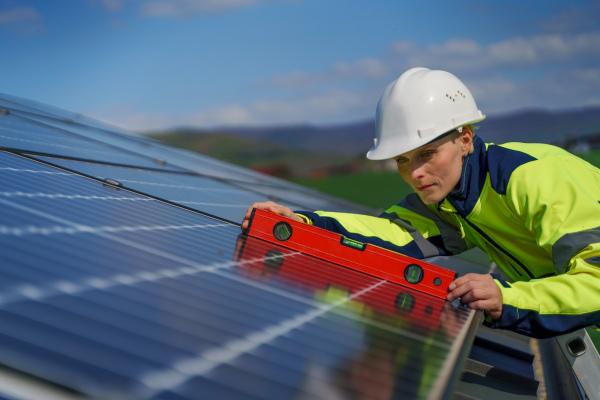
[241,68,600,339]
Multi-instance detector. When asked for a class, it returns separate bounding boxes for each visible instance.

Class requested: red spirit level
[235,234,446,329]
[245,208,458,299]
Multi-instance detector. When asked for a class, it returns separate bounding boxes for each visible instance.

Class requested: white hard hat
[366,67,485,160]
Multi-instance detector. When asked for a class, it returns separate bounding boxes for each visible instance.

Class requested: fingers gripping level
[245,208,457,298]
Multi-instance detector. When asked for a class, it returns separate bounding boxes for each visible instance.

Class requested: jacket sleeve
[486,155,600,338]
[296,193,469,260]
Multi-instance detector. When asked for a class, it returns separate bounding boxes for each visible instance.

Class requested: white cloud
[100,0,128,12]
[263,58,388,89]
[86,88,379,131]
[390,32,600,72]
[141,0,267,17]
[264,32,600,94]
[0,7,43,33]
[464,67,600,114]
[539,2,600,34]
[87,30,600,130]
[0,7,38,24]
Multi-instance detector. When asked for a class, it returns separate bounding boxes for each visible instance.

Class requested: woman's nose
[410,161,425,181]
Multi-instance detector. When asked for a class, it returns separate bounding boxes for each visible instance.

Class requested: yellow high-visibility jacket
[296,136,600,339]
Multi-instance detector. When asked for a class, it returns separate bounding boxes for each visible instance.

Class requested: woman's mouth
[417,184,434,191]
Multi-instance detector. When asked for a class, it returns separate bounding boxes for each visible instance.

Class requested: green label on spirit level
[341,237,366,251]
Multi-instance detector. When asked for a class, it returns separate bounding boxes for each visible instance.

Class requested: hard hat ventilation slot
[447,91,467,102]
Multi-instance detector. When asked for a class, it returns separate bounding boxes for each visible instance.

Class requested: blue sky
[1,0,599,132]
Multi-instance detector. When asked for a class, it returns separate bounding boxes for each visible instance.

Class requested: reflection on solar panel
[0,94,490,399]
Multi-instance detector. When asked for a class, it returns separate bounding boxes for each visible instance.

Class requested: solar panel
[4,104,369,213]
[0,93,489,399]
[24,155,303,224]
[0,111,185,172]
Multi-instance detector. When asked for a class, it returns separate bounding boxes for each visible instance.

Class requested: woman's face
[395,131,472,205]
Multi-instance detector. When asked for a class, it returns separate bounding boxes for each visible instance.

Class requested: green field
[573,150,600,167]
[293,170,414,211]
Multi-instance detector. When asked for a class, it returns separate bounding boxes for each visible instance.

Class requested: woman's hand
[447,273,503,320]
[241,201,304,230]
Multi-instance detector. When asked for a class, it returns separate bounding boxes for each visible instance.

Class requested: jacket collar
[442,135,488,217]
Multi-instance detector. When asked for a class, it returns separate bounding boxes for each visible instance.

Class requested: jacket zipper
[448,201,535,279]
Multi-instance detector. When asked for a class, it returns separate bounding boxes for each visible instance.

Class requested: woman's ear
[461,128,474,154]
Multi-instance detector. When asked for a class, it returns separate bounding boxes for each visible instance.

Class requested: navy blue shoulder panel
[484,304,600,339]
[486,145,536,195]
[447,136,488,216]
[295,211,428,259]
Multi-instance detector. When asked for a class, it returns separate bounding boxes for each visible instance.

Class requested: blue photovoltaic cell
[0,92,91,124]
[29,156,337,223]
[0,150,476,399]
[233,179,376,214]
[1,101,312,187]
[0,111,185,172]
[1,94,375,210]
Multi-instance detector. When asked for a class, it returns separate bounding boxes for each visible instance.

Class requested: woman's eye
[396,157,408,164]
[421,151,433,158]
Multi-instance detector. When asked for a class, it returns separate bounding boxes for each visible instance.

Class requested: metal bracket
[555,329,600,399]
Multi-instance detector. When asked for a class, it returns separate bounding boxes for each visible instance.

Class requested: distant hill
[145,106,600,178]
[481,107,600,146]
[223,120,376,156]
[148,129,353,179]
[213,106,600,154]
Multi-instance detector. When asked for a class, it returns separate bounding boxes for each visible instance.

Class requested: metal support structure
[555,329,600,400]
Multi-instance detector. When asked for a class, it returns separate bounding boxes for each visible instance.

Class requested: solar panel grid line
[0,155,450,324]
[0,132,140,166]
[2,303,193,370]
[1,222,228,237]
[0,272,442,400]
[151,327,447,400]
[142,300,464,398]
[138,280,388,396]
[3,105,323,191]
[0,313,169,385]
[0,156,464,332]
[0,244,309,312]
[2,188,466,400]
[3,151,242,225]
[0,191,155,202]
[0,114,185,172]
[92,179,244,193]
[162,262,461,345]
[9,149,187,174]
[0,166,73,175]
[0,196,252,291]
[0,194,235,247]
[1,94,388,215]
[4,106,148,145]
[3,237,243,300]
[29,156,264,192]
[25,153,317,222]
[0,199,234,265]
[1,111,183,170]
[0,93,102,125]
[29,154,352,217]
[1,187,374,325]
[132,266,464,400]
[12,137,374,215]
[1,212,468,396]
